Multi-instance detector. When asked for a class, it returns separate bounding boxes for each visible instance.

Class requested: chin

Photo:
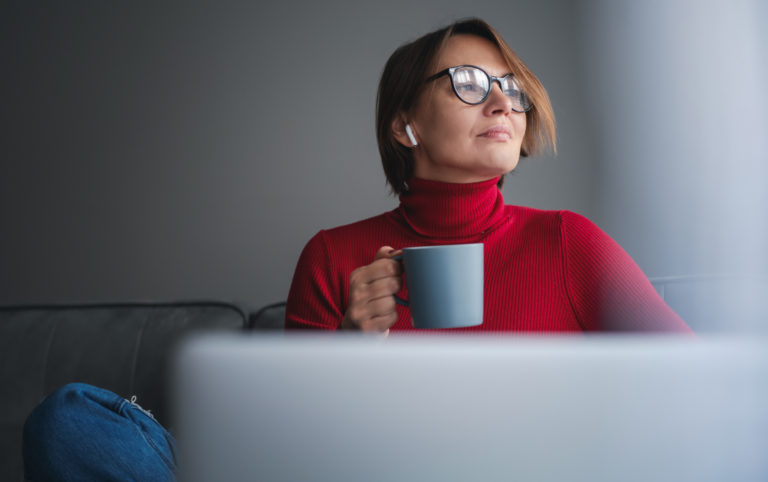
[485,154,520,175]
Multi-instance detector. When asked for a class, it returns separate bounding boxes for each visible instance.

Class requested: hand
[340,246,403,333]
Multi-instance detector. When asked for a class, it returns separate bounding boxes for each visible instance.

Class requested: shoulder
[300,211,395,245]
[507,206,602,234]
[497,207,611,256]
[297,210,398,267]
[557,209,600,229]
[504,206,599,235]
[553,210,633,271]
[321,211,397,241]
[554,210,616,250]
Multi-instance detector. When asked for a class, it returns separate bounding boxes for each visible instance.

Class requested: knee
[25,383,92,431]
[23,383,101,473]
[26,382,107,437]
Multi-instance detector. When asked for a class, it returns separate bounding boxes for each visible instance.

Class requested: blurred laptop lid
[172,334,768,482]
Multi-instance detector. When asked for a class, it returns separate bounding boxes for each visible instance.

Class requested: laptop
[171,334,768,482]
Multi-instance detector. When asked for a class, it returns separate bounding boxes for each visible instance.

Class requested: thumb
[374,246,402,261]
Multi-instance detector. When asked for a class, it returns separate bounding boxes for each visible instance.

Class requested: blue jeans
[23,382,176,481]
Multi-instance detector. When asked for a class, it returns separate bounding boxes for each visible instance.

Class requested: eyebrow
[426,65,514,82]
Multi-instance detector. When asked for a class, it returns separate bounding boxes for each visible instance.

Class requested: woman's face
[400,35,527,184]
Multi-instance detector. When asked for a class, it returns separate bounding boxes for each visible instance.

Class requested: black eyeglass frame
[425,64,533,112]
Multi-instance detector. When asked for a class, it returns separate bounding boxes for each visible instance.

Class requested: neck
[397,176,507,239]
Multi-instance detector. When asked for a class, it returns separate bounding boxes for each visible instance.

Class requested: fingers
[363,290,399,317]
[348,259,402,288]
[374,246,394,260]
[347,310,398,333]
[342,246,404,332]
[345,275,401,330]
[374,246,403,261]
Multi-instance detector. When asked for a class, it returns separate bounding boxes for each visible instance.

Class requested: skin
[395,34,527,183]
[341,34,527,333]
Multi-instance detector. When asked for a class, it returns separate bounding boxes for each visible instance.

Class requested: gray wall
[580,0,768,278]
[579,0,768,331]
[1,0,594,311]
[2,0,765,315]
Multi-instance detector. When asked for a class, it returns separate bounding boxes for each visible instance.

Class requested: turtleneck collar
[396,176,508,240]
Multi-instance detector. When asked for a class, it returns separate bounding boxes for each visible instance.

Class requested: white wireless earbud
[405,123,418,147]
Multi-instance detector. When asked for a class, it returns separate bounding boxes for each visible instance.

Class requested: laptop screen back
[172,334,768,482]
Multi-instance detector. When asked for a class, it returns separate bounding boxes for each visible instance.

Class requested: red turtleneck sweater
[285,177,692,333]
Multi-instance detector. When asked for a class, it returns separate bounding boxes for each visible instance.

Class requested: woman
[23,17,691,482]
[285,18,691,333]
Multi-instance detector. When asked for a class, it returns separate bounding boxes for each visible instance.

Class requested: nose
[483,81,512,116]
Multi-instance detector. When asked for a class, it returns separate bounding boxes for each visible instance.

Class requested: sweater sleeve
[285,230,343,330]
[560,211,693,333]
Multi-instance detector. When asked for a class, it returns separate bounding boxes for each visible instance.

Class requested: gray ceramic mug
[394,243,484,329]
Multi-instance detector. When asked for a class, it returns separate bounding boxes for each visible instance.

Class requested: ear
[391,114,415,148]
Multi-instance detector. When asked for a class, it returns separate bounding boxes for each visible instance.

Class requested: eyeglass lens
[451,66,531,111]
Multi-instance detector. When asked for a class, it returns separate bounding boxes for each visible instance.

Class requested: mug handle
[391,253,408,307]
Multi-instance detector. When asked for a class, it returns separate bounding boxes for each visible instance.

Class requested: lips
[478,125,512,140]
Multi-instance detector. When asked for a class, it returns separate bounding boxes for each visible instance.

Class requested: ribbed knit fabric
[285,177,692,333]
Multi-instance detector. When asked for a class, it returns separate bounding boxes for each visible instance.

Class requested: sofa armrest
[249,301,286,330]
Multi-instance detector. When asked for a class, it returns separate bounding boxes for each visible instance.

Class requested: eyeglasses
[425,64,533,112]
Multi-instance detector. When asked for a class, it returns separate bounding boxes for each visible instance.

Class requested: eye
[455,82,483,94]
[501,77,523,97]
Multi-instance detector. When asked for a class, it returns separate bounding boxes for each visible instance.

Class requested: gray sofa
[0,300,285,481]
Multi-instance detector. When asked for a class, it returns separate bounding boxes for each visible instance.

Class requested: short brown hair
[376,18,557,194]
